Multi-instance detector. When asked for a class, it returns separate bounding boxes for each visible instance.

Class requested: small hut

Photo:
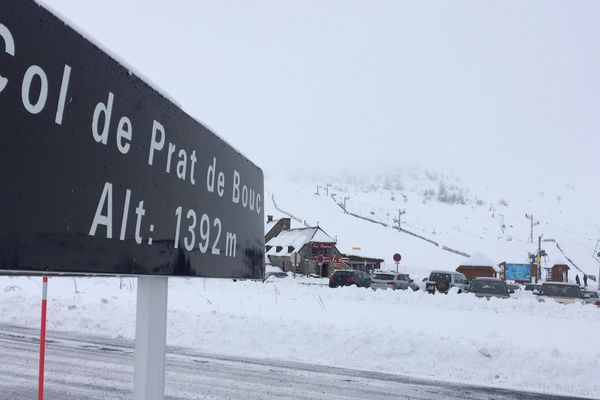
[456,252,498,281]
[544,259,570,282]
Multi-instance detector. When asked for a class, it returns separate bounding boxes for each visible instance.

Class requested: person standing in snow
[583,274,588,287]
[575,274,581,286]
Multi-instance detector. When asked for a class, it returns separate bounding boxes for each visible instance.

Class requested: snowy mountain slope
[264,168,600,283]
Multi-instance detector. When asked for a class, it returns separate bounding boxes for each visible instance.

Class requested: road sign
[316,255,325,265]
[393,253,402,263]
[0,0,264,278]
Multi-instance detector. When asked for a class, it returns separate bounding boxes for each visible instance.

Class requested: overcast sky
[40,0,600,188]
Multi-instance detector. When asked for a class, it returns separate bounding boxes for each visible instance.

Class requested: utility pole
[343,196,349,212]
[315,185,320,195]
[537,234,543,282]
[593,240,600,285]
[525,214,539,243]
[541,237,555,281]
[325,184,331,196]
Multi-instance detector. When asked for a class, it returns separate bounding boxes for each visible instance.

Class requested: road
[0,323,593,400]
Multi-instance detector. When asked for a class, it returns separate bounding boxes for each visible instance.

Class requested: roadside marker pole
[38,276,48,400]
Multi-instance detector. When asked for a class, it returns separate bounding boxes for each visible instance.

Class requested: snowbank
[1,276,599,398]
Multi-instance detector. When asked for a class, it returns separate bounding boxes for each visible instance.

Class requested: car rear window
[429,273,451,282]
[470,280,508,295]
[332,271,351,279]
[373,274,395,280]
[540,284,582,298]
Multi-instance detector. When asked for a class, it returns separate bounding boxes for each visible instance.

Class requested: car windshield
[429,273,451,282]
[470,280,508,295]
[398,274,410,281]
[524,284,539,290]
[540,284,582,298]
[373,274,395,280]
[584,291,598,298]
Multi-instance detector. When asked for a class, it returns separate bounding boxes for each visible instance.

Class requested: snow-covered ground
[1,275,599,398]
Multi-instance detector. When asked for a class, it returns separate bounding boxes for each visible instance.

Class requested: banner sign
[312,243,334,249]
[0,1,264,278]
[504,264,531,282]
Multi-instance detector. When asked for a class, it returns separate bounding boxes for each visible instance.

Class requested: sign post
[593,240,600,287]
[0,2,265,399]
[134,277,168,400]
[291,252,300,277]
[38,276,48,400]
[317,255,325,277]
[393,253,402,273]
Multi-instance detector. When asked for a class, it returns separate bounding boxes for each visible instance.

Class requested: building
[455,252,498,281]
[544,261,570,283]
[266,226,341,277]
[340,254,383,273]
[265,216,291,243]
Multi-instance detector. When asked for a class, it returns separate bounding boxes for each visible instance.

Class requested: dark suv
[329,270,371,288]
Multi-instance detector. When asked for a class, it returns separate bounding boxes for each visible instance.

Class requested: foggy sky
[40,0,600,188]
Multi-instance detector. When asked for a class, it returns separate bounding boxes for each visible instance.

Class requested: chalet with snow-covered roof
[455,252,498,281]
[266,226,341,277]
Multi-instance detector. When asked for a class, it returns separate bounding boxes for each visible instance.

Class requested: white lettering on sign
[89,182,113,239]
[232,170,260,214]
[92,92,114,145]
[54,65,71,125]
[148,120,165,165]
[148,120,198,185]
[206,157,225,197]
[116,116,133,154]
[0,23,15,93]
[21,65,48,114]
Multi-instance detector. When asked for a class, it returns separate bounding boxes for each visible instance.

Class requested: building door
[322,263,329,277]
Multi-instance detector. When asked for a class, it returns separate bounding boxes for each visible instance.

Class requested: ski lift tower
[593,240,600,286]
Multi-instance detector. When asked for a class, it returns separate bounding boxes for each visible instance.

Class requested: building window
[266,245,272,252]
[276,246,283,253]
[288,246,294,253]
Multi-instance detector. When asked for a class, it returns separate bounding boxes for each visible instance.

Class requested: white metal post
[134,276,169,400]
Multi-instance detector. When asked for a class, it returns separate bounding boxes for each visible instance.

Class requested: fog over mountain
[41,0,600,204]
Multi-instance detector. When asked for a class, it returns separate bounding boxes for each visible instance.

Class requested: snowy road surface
[0,324,593,400]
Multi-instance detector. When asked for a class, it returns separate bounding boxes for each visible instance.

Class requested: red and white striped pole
[38,276,48,400]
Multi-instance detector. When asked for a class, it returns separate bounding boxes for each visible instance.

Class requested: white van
[425,270,468,294]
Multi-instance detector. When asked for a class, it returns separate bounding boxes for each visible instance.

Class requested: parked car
[524,283,541,292]
[370,272,419,291]
[507,283,521,292]
[533,282,590,305]
[262,271,289,282]
[329,270,371,288]
[425,271,468,294]
[467,277,511,299]
[581,290,600,306]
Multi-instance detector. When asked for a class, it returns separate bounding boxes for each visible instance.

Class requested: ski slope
[265,169,600,281]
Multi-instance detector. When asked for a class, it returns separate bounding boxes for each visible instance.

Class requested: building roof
[265,219,280,235]
[547,255,569,267]
[460,251,494,267]
[266,227,336,256]
[459,252,499,272]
